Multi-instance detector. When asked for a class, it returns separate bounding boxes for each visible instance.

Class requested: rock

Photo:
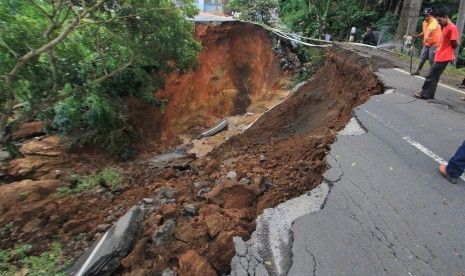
[18,136,64,156]
[97,224,110,232]
[206,228,249,273]
[162,204,178,219]
[161,268,176,276]
[63,219,89,233]
[68,205,144,276]
[12,121,44,140]
[198,204,223,217]
[259,155,267,162]
[204,180,260,209]
[240,178,251,185]
[174,222,194,243]
[226,171,237,181]
[145,214,163,228]
[143,198,155,205]
[204,159,220,175]
[197,188,210,197]
[178,250,216,276]
[153,219,176,246]
[205,216,224,238]
[0,179,60,215]
[121,237,148,269]
[181,204,198,217]
[158,188,176,199]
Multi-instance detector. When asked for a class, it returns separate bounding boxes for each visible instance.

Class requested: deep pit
[0,21,388,275]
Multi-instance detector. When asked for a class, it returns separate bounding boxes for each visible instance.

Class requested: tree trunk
[0,1,105,145]
[393,0,422,43]
[454,0,465,66]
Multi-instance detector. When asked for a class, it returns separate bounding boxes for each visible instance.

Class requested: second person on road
[411,8,442,76]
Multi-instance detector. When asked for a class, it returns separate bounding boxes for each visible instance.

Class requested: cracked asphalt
[288,68,465,275]
[229,66,465,276]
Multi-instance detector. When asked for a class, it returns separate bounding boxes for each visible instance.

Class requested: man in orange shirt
[414,9,459,99]
[411,8,442,76]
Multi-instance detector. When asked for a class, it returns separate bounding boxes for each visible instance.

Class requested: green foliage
[0,0,201,157]
[55,166,126,197]
[228,0,279,23]
[0,243,69,276]
[52,93,135,159]
[280,0,311,34]
[372,12,398,45]
[326,0,379,41]
[292,46,326,85]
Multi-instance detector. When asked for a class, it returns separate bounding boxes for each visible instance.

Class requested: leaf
[351,162,357,167]
[264,261,272,266]
[389,166,393,171]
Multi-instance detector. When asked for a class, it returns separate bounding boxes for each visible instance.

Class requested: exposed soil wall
[131,21,287,150]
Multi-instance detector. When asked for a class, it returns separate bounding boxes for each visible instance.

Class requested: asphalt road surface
[230,66,465,276]
[288,68,465,276]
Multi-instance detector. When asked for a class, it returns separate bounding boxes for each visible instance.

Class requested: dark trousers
[420,61,449,99]
[446,140,465,179]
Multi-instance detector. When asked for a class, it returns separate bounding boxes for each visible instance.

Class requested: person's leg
[420,61,448,99]
[428,45,437,65]
[412,45,429,75]
[446,140,465,179]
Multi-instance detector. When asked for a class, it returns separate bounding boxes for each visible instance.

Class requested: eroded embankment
[129,21,288,151]
[0,21,388,276]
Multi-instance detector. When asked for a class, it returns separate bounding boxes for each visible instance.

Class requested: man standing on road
[411,8,442,76]
[414,9,459,100]
[439,140,465,184]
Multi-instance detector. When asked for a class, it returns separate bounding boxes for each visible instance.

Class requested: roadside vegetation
[0,242,70,276]
[0,0,201,159]
[230,0,465,65]
[54,166,126,197]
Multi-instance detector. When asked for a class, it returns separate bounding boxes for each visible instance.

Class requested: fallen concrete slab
[68,205,144,276]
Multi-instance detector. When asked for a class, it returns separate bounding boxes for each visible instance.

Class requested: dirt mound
[0,21,389,276]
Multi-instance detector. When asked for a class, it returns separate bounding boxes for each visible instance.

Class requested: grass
[0,243,70,276]
[54,166,126,197]
[395,51,465,77]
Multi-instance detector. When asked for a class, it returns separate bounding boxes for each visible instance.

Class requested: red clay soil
[0,21,390,276]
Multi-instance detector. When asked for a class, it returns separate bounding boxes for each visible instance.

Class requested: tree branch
[0,30,17,57]
[0,0,107,144]
[13,54,137,125]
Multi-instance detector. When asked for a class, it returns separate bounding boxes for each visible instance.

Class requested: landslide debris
[0,20,388,276]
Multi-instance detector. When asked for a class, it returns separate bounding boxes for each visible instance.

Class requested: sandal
[461,97,465,101]
[413,92,427,99]
[439,164,459,184]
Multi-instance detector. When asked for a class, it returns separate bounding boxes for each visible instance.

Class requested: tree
[308,0,331,39]
[393,0,422,42]
[0,0,201,158]
[228,0,279,23]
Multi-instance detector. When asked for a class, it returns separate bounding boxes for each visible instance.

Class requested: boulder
[206,227,249,273]
[204,180,259,209]
[178,250,216,276]
[0,179,60,215]
[12,121,44,140]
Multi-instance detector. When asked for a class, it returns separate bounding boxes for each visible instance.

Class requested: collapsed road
[1,15,465,276]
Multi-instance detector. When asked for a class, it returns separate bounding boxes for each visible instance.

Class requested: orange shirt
[434,22,459,62]
[422,17,441,46]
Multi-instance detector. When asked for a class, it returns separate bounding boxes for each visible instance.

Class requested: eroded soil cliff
[0,21,389,275]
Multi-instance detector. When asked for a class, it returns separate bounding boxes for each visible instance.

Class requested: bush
[0,243,70,276]
[55,166,126,197]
